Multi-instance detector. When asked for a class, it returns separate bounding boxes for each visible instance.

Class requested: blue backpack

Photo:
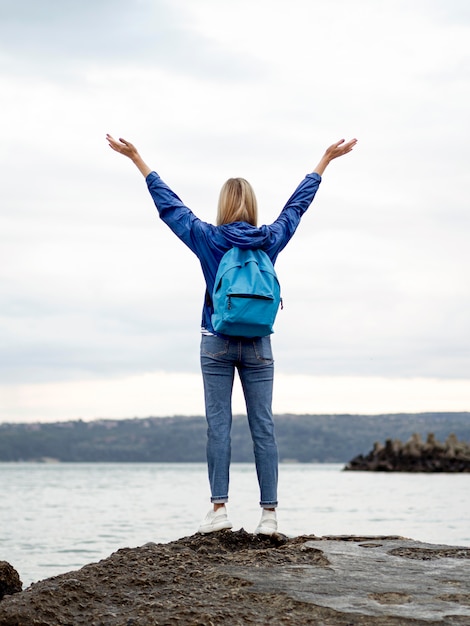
[211,247,282,338]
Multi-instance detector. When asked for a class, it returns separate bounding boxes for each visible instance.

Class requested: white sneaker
[255,509,277,535]
[198,506,233,534]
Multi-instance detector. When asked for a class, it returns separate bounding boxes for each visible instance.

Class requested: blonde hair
[216,178,258,226]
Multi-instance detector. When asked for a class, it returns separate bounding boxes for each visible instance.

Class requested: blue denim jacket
[146,171,322,333]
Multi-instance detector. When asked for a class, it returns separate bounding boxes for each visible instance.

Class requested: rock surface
[345,432,470,471]
[0,530,469,625]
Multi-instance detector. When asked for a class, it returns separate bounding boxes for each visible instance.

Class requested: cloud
[1,0,469,420]
[1,373,468,423]
[0,0,263,81]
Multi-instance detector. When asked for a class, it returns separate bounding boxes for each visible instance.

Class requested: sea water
[1,462,469,587]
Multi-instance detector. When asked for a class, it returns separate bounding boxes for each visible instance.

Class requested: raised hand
[106,134,152,178]
[106,134,139,159]
[324,138,358,161]
[313,138,357,176]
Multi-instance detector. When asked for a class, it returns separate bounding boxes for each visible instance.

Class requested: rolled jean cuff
[260,501,278,508]
[211,497,228,504]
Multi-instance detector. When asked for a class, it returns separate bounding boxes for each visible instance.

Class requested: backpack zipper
[227,294,274,309]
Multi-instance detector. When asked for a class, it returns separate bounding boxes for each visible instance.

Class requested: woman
[106,134,357,535]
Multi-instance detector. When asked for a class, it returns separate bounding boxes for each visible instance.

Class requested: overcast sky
[1,0,469,422]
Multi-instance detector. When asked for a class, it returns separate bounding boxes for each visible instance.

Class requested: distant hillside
[0,413,469,463]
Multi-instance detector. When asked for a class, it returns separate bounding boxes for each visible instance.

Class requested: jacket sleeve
[265,173,322,260]
[146,171,209,255]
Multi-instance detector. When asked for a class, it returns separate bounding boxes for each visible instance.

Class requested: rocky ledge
[1,530,469,625]
[345,432,470,472]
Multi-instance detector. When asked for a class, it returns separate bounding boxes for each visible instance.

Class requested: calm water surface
[1,463,468,587]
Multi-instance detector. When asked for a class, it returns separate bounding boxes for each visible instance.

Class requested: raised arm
[106,134,152,178]
[313,138,357,176]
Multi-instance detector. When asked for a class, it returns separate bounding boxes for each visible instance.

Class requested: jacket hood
[217,221,269,249]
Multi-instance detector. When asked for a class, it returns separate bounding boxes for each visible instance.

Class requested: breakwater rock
[1,530,469,625]
[345,432,470,472]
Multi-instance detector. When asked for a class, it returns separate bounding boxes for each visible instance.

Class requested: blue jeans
[200,334,278,508]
